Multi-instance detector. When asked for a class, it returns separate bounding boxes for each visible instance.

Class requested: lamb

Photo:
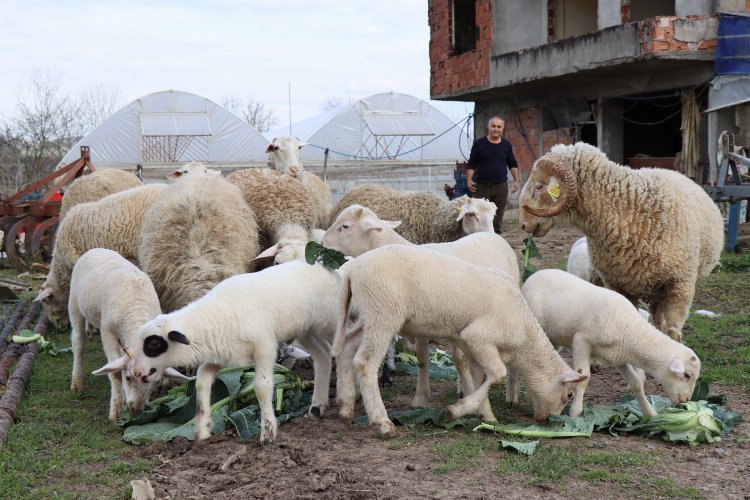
[138,174,259,313]
[64,248,186,422]
[520,269,701,417]
[266,136,332,229]
[35,183,168,324]
[226,168,316,263]
[332,245,587,436]
[130,260,343,444]
[165,161,221,181]
[519,142,724,341]
[323,204,519,413]
[60,168,143,217]
[329,183,497,244]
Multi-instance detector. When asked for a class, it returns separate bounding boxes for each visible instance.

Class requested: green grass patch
[496,444,658,486]
[640,476,702,499]
[0,333,154,499]
[430,432,493,473]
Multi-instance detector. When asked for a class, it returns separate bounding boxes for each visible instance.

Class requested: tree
[0,74,122,193]
[219,96,277,133]
[321,95,354,111]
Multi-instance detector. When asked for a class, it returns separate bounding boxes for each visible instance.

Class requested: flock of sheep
[33,138,722,445]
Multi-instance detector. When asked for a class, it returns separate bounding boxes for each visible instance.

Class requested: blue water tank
[715,12,750,75]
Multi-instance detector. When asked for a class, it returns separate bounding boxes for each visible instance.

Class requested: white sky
[0,0,474,128]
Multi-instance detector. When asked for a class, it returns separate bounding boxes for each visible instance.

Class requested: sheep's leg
[298,333,332,417]
[446,346,506,421]
[446,326,506,421]
[194,362,220,442]
[99,327,125,422]
[353,331,399,436]
[649,301,666,335]
[464,354,497,422]
[379,337,397,387]
[412,337,430,408]
[254,347,279,445]
[69,312,87,395]
[569,336,592,417]
[505,368,519,405]
[453,345,474,399]
[336,324,363,422]
[616,363,656,417]
[661,282,694,342]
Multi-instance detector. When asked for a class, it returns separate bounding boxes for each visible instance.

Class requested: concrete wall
[491,0,546,55]
[676,0,713,16]
[597,97,625,164]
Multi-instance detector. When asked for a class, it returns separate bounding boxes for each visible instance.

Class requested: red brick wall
[429,0,492,97]
[621,0,631,24]
[640,16,717,53]
[497,106,576,174]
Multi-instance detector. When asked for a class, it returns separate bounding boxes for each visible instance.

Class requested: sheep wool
[329,184,494,244]
[138,175,259,313]
[38,183,168,323]
[60,168,142,217]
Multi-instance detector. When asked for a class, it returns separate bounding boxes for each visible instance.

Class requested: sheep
[226,168,316,262]
[35,183,168,324]
[66,248,187,422]
[332,245,587,436]
[519,142,724,342]
[138,174,259,313]
[329,183,497,244]
[520,269,701,417]
[130,260,343,444]
[165,161,221,181]
[60,168,143,217]
[323,204,519,413]
[266,136,332,229]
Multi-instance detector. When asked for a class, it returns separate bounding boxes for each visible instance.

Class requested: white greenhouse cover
[59,89,270,167]
[267,92,470,161]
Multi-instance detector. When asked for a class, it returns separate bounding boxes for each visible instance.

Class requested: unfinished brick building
[429,0,750,186]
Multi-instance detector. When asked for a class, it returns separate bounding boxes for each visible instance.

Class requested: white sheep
[36,183,168,324]
[226,168,316,263]
[323,204,520,414]
[165,161,221,181]
[37,163,224,322]
[66,248,186,422]
[566,237,592,281]
[329,183,497,244]
[520,269,701,417]
[519,142,724,341]
[138,174,259,313]
[130,260,343,444]
[333,245,587,436]
[60,168,142,217]
[266,136,332,229]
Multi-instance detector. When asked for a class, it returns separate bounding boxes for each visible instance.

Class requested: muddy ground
[128,214,749,500]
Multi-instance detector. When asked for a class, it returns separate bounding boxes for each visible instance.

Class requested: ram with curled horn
[519,153,578,236]
[518,142,723,344]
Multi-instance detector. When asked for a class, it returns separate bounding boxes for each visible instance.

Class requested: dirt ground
[131,214,750,500]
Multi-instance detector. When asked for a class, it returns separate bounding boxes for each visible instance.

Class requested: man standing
[466,116,520,234]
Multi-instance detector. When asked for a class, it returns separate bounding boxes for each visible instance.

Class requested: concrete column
[676,0,712,16]
[598,0,623,29]
[597,97,624,164]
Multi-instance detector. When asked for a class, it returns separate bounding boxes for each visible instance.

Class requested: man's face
[488,119,504,139]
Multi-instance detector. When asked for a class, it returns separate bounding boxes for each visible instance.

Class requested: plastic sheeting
[267,92,471,161]
[705,75,750,113]
[59,90,270,167]
[715,12,750,75]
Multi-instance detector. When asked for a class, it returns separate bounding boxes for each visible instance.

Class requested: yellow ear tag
[547,183,560,200]
[455,205,463,213]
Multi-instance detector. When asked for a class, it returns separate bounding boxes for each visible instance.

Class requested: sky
[0,0,474,130]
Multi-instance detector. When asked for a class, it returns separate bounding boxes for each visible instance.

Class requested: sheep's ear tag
[547,183,561,201]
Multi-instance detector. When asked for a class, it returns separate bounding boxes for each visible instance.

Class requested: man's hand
[511,178,520,193]
[467,178,477,193]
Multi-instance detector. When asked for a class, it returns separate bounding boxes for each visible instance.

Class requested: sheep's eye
[273,146,280,151]
[340,224,349,231]
[567,392,574,399]
[125,376,133,383]
[685,373,691,381]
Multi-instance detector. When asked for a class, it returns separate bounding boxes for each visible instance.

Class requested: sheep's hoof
[338,407,354,422]
[667,328,683,343]
[70,383,83,394]
[310,406,323,418]
[377,421,398,437]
